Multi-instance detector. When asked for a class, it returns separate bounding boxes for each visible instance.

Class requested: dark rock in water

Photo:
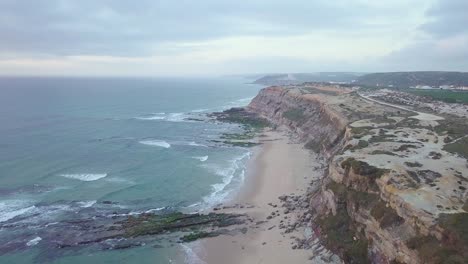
[208,108,270,129]
[0,210,248,261]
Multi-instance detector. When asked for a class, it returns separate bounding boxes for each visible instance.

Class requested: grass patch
[404,161,423,167]
[351,126,371,136]
[407,235,468,264]
[356,140,369,148]
[435,119,468,139]
[317,207,370,264]
[370,150,398,156]
[408,89,468,105]
[438,213,468,246]
[368,134,397,143]
[444,137,468,159]
[341,158,388,180]
[393,144,418,152]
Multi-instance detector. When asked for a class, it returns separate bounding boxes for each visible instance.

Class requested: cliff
[246,84,468,264]
[247,86,348,158]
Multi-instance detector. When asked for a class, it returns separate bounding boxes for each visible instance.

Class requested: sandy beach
[188,130,327,264]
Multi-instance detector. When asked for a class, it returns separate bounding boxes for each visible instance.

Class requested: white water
[0,201,36,222]
[60,173,108,181]
[139,140,171,148]
[192,156,209,162]
[26,237,42,246]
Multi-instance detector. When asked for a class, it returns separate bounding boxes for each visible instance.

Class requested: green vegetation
[282,108,306,122]
[213,108,270,129]
[180,231,215,242]
[434,119,468,140]
[122,212,244,239]
[404,161,423,167]
[212,108,271,148]
[444,137,468,159]
[370,201,404,228]
[371,116,397,124]
[341,158,388,180]
[463,200,468,212]
[370,150,398,156]
[357,71,468,88]
[347,140,370,152]
[408,89,468,104]
[327,181,378,210]
[304,139,321,153]
[368,134,397,143]
[438,213,468,246]
[317,207,370,264]
[351,127,372,138]
[327,181,348,199]
[406,235,468,264]
[393,144,418,152]
[220,132,255,141]
[356,140,369,148]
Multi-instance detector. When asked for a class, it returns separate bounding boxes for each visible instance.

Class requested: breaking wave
[201,151,250,207]
[192,156,208,162]
[60,173,108,181]
[139,140,171,148]
[0,200,36,222]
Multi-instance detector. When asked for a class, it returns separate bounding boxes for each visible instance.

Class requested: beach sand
[190,130,327,264]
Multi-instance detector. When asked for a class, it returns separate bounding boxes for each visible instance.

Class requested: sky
[0,0,467,76]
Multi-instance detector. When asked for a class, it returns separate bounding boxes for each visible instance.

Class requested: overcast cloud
[0,0,466,76]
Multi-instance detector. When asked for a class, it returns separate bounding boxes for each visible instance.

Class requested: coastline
[187,129,328,263]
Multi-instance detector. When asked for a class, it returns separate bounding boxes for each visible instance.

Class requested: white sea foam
[186,202,200,208]
[60,173,108,181]
[136,116,166,120]
[192,156,208,162]
[190,108,209,113]
[26,236,42,246]
[77,200,97,208]
[0,200,36,222]
[188,142,208,147]
[201,151,251,206]
[166,113,188,122]
[181,243,207,264]
[222,97,254,110]
[145,207,166,213]
[139,140,171,148]
[136,112,192,122]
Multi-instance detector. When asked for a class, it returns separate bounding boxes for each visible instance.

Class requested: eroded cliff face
[246,85,468,264]
[247,86,348,158]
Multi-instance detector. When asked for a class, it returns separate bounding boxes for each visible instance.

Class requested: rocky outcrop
[246,85,468,264]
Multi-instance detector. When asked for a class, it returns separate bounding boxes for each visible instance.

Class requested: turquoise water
[0,77,262,263]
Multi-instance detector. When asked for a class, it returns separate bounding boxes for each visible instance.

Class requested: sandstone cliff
[246,84,468,264]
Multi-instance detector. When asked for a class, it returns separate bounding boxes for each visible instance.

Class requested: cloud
[0,0,427,57]
[0,0,465,75]
[381,0,468,71]
[420,0,468,37]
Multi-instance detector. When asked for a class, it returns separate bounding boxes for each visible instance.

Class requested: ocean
[0,77,262,263]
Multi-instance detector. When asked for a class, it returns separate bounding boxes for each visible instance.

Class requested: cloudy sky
[0,0,466,76]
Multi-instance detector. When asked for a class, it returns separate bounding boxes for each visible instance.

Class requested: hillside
[253,72,363,85]
[356,71,468,88]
